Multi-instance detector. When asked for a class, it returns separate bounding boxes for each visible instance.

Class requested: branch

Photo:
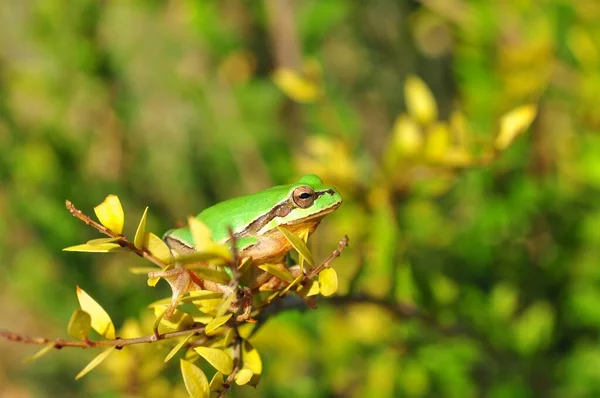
[305,235,349,279]
[65,200,167,269]
[217,330,242,398]
[0,325,205,350]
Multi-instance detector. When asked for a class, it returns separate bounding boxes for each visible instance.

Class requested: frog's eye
[292,186,316,208]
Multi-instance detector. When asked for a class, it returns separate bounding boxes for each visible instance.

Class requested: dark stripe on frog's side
[163,188,337,253]
[233,189,336,239]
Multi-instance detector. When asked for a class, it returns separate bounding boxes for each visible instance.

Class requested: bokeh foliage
[1,0,600,397]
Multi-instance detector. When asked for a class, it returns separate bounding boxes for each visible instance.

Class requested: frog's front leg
[148,266,197,318]
[256,263,303,291]
[148,266,237,318]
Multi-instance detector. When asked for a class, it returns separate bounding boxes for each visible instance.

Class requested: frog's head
[251,174,342,236]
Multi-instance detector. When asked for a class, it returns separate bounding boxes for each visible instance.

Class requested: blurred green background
[2,0,600,397]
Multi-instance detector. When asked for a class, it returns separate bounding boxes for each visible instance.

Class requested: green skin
[163,174,342,266]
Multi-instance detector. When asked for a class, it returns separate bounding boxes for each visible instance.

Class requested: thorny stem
[65,200,167,270]
[0,325,205,350]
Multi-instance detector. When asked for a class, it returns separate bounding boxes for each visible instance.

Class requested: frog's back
[197,185,288,242]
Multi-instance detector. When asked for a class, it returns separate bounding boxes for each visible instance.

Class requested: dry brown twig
[66,200,168,269]
[0,325,205,350]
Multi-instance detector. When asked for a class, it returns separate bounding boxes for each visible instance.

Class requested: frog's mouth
[282,200,342,226]
[276,200,342,237]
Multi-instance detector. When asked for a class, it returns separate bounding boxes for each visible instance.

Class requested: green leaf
[94,195,124,234]
[67,309,92,340]
[23,343,55,363]
[76,286,115,339]
[164,332,196,363]
[258,264,295,284]
[234,368,253,386]
[75,346,116,380]
[209,371,224,392]
[319,268,338,297]
[143,232,173,264]
[63,243,125,253]
[194,347,234,375]
[205,314,232,336]
[134,207,149,249]
[180,359,209,398]
[277,226,314,268]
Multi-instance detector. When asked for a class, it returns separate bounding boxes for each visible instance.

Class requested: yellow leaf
[75,346,116,380]
[134,207,149,249]
[205,314,232,336]
[63,243,125,253]
[258,264,295,284]
[129,267,158,275]
[190,267,230,285]
[188,217,213,250]
[153,306,194,330]
[279,274,303,297]
[164,332,196,363]
[193,299,223,315]
[210,328,235,348]
[194,347,234,375]
[319,268,338,297]
[238,257,253,273]
[67,309,91,340]
[175,248,231,264]
[241,340,262,375]
[273,68,320,103]
[404,76,438,125]
[180,359,209,398]
[23,343,55,363]
[143,232,173,265]
[147,277,160,287]
[425,123,451,161]
[94,195,124,234]
[450,110,469,147]
[193,313,214,325]
[86,237,122,245]
[215,291,236,318]
[277,226,314,268]
[298,280,320,297]
[495,104,537,150]
[209,372,224,392]
[76,286,116,339]
[234,368,253,386]
[393,114,423,155]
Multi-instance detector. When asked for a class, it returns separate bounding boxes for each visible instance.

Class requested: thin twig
[306,235,349,279]
[0,325,205,350]
[218,331,242,398]
[65,200,167,269]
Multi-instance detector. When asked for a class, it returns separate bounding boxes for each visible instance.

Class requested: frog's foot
[148,267,200,318]
[232,286,253,322]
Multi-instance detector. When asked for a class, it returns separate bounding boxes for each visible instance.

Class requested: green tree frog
[162,174,342,290]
